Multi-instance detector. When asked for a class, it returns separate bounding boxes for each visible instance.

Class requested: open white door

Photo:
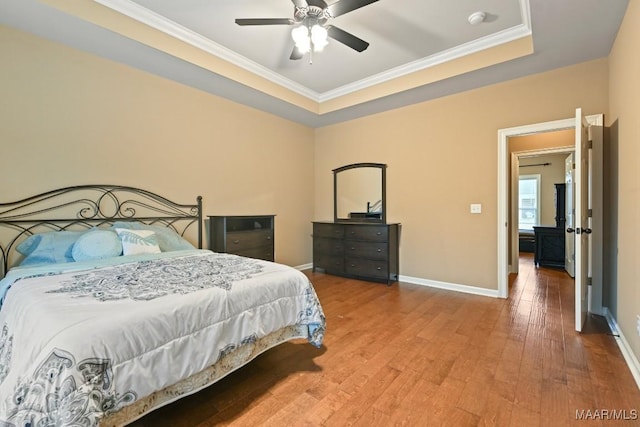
[565,153,575,277]
[573,108,590,332]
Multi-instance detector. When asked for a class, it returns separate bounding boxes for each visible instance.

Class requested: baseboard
[294,263,313,271]
[299,267,498,298]
[399,275,500,298]
[603,307,640,389]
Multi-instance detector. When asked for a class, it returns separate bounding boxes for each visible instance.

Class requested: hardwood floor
[131,254,640,426]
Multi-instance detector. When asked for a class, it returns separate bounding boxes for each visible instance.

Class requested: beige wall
[509,128,574,152]
[0,25,315,267]
[608,0,640,365]
[315,59,608,290]
[518,153,569,227]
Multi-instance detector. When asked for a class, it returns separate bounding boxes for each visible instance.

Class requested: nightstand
[208,215,274,261]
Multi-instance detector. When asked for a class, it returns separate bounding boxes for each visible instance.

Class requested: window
[519,175,540,230]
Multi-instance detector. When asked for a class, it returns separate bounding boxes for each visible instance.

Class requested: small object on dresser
[209,215,275,261]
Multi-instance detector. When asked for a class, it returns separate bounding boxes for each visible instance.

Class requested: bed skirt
[103,324,309,426]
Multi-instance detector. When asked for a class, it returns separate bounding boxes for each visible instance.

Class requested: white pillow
[115,228,161,256]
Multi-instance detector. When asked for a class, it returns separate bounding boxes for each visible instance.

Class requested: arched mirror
[333,163,386,223]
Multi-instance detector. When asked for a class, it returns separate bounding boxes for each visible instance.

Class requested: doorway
[511,143,574,276]
[497,114,603,314]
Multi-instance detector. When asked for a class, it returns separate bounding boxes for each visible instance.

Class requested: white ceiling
[127,0,525,95]
[0,0,629,127]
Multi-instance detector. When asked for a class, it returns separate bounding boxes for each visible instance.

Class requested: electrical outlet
[470,203,482,214]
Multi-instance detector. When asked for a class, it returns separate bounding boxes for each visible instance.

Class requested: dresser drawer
[313,237,344,256]
[344,225,388,242]
[226,230,273,251]
[313,223,345,239]
[314,254,345,273]
[344,241,388,260]
[345,258,389,280]
[233,246,274,262]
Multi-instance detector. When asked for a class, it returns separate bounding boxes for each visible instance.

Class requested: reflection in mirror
[334,163,386,223]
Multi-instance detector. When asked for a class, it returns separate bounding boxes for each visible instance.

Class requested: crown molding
[94,0,322,101]
[318,22,532,102]
[95,0,531,105]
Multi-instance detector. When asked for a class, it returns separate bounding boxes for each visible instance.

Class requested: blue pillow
[72,229,122,261]
[16,231,85,266]
[111,222,194,252]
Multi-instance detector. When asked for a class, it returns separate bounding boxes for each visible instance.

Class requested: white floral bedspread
[0,250,325,426]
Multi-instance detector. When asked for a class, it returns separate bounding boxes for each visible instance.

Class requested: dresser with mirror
[312,163,400,285]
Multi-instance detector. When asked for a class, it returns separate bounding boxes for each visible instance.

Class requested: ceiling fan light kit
[236,0,378,63]
[291,23,328,53]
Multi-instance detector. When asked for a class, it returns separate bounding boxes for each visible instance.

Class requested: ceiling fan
[235,0,378,62]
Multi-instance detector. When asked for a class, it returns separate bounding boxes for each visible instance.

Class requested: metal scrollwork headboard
[0,185,203,277]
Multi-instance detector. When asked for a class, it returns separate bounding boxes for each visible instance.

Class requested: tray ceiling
[0,0,629,127]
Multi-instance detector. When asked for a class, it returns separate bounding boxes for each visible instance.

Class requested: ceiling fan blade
[291,0,308,7]
[327,0,378,18]
[235,18,294,26]
[290,46,304,60]
[327,25,369,52]
[306,0,328,8]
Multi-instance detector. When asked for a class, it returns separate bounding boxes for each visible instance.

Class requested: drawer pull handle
[266,236,272,240]
[376,267,382,270]
[377,249,382,252]
[376,232,382,236]
[350,247,355,250]
[232,240,240,244]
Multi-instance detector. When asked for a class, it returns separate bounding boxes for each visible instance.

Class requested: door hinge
[588,140,593,149]
[587,277,593,286]
[588,208,593,217]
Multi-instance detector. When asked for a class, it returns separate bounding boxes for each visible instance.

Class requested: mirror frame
[333,162,387,223]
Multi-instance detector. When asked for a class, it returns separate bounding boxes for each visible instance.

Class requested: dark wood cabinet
[312,221,399,284]
[533,226,565,268]
[533,183,566,268]
[554,183,566,229]
[209,215,274,261]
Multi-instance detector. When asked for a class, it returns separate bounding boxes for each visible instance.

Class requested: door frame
[497,114,602,299]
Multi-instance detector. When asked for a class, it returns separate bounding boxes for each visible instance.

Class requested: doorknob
[568,227,592,234]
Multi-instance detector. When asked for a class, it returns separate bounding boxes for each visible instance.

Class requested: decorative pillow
[111,221,194,252]
[72,229,122,262]
[115,228,161,256]
[16,231,85,266]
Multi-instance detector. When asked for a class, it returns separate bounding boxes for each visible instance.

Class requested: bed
[0,185,325,426]
[518,229,535,253]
